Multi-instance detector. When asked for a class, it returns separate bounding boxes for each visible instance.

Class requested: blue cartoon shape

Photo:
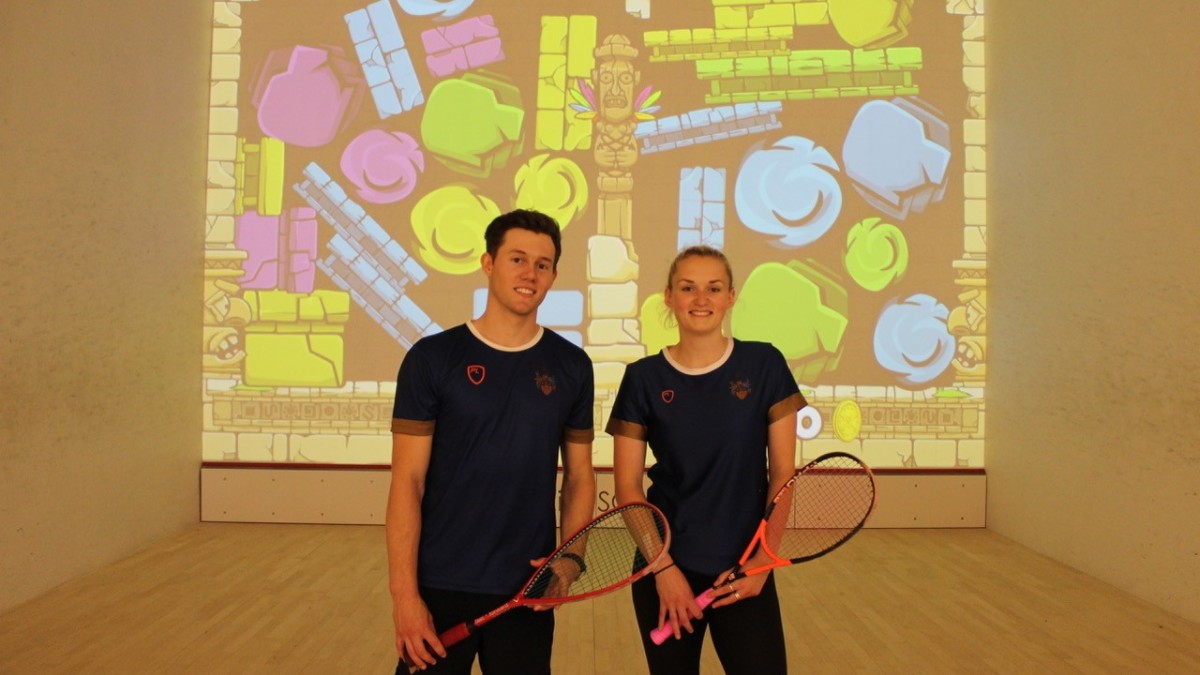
[842,98,951,220]
[873,293,954,386]
[397,0,474,20]
[734,136,842,248]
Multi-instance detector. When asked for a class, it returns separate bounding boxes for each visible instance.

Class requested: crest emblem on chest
[466,365,486,385]
[534,370,556,395]
[729,378,751,400]
[661,390,675,404]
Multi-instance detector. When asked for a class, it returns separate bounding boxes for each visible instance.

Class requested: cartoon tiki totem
[592,35,640,241]
[202,250,250,376]
[949,259,986,383]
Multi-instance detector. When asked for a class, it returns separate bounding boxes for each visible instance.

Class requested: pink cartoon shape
[421,15,504,78]
[236,207,319,293]
[252,46,365,148]
[341,130,425,204]
[285,209,319,293]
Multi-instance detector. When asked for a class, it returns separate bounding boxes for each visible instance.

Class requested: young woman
[606,246,805,675]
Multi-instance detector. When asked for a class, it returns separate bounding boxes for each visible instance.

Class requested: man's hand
[393,593,445,670]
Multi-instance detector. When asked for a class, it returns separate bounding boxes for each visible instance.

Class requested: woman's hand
[655,566,704,641]
[709,567,769,609]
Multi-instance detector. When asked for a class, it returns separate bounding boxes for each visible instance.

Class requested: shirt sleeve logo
[534,370,557,395]
[467,365,486,385]
[660,389,675,404]
[729,378,751,400]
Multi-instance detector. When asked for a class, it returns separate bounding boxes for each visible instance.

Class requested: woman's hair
[665,245,735,291]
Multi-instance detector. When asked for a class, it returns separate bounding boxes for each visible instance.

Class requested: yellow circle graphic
[832,399,862,442]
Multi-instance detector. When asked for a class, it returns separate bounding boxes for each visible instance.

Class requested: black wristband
[560,552,587,574]
[653,562,676,576]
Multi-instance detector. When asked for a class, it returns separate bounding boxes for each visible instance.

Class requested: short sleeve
[564,350,595,443]
[763,345,806,424]
[605,363,649,441]
[391,344,438,435]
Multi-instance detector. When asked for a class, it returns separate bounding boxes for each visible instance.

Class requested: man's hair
[483,209,563,269]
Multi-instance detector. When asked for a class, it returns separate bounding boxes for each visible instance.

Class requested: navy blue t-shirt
[392,323,594,595]
[606,339,805,577]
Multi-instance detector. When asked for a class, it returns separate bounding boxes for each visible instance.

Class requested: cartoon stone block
[234,136,285,216]
[242,289,349,386]
[243,333,344,387]
[421,72,524,178]
[252,45,364,147]
[422,15,504,77]
[236,207,319,293]
[842,98,950,221]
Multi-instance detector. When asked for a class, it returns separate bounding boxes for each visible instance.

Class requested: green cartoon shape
[421,71,524,178]
[731,261,849,383]
[411,185,501,275]
[639,292,678,355]
[828,0,914,49]
[844,217,908,291]
[513,154,588,229]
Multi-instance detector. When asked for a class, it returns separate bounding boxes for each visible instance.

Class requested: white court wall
[987,1,1200,623]
[0,2,210,612]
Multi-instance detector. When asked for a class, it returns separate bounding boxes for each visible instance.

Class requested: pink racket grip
[649,588,717,645]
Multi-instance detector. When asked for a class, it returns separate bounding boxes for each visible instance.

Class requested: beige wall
[988,2,1200,623]
[0,2,210,611]
[2,0,1197,625]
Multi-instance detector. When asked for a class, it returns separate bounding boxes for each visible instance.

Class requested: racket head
[761,451,876,565]
[518,501,670,605]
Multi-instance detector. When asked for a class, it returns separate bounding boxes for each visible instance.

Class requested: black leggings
[393,586,554,675]
[631,566,787,675]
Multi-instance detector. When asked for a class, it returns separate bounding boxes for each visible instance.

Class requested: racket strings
[524,504,668,601]
[770,455,876,562]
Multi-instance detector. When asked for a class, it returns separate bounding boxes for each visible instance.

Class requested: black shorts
[394,586,555,675]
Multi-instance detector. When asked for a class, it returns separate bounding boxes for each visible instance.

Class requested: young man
[387,209,596,674]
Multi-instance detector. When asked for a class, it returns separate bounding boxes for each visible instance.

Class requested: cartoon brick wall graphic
[950,1,987,385]
[626,0,650,20]
[699,47,921,105]
[582,34,647,394]
[713,0,830,29]
[538,15,597,151]
[205,1,250,380]
[643,27,793,63]
[677,167,726,250]
[586,233,643,390]
[242,289,350,387]
[236,207,319,293]
[634,102,782,154]
[421,14,505,78]
[293,162,438,349]
[202,0,988,470]
[345,0,423,119]
[234,137,284,216]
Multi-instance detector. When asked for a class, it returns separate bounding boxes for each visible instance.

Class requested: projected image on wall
[202,0,987,468]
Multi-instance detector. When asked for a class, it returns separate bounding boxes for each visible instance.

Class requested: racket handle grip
[649,588,718,645]
[405,622,475,672]
[439,622,474,650]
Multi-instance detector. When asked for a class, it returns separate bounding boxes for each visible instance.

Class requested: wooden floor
[2,525,1198,674]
